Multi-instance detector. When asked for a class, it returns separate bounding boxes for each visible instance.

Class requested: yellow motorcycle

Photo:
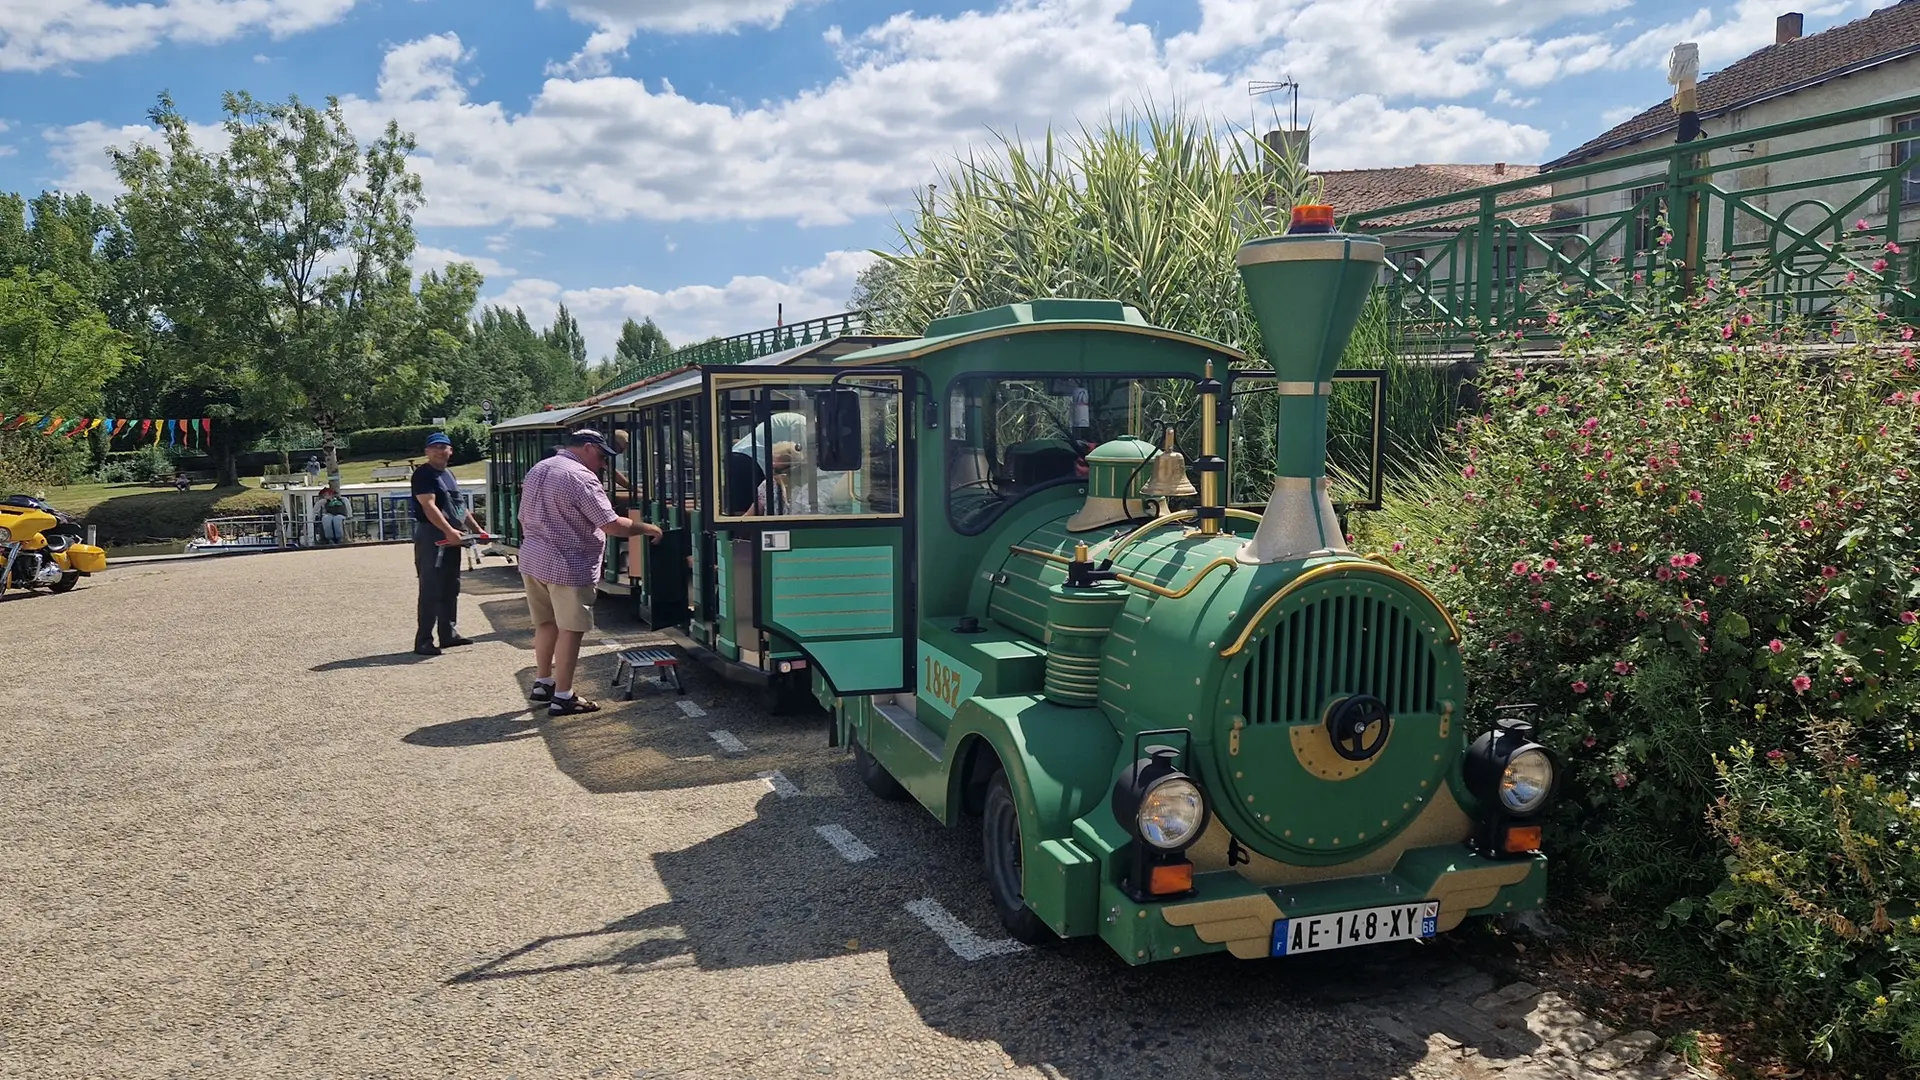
[0,495,108,598]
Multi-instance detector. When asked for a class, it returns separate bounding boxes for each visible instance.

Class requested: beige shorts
[523,575,596,633]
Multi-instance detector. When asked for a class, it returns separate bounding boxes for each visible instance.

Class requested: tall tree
[0,267,134,415]
[110,93,279,484]
[612,315,672,380]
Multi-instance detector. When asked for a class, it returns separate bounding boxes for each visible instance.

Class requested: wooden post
[1670,43,1704,294]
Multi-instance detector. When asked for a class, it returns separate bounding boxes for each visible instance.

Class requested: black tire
[981,769,1058,945]
[49,572,79,594]
[763,674,813,716]
[851,735,910,801]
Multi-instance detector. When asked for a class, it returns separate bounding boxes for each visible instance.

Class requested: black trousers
[414,533,462,648]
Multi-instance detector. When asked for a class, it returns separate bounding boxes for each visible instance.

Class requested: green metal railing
[616,310,870,387]
[1343,93,1920,352]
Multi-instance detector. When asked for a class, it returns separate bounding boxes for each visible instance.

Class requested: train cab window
[711,376,903,521]
[946,375,1170,535]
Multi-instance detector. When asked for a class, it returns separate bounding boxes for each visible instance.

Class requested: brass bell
[1141,425,1197,499]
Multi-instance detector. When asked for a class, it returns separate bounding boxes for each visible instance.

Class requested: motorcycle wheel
[50,572,79,594]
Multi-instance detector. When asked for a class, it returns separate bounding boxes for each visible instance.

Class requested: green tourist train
[488,211,1560,965]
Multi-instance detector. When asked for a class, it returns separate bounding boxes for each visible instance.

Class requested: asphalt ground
[1,545,1575,1080]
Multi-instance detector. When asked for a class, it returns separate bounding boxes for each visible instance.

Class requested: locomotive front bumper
[1091,844,1546,964]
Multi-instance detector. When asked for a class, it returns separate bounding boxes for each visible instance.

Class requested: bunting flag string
[0,414,214,445]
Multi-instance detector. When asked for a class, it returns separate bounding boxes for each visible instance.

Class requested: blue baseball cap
[425,432,452,447]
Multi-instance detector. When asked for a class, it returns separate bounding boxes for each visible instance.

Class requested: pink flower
[1748,414,1761,425]
[1534,404,1550,417]
[1462,465,1477,478]
[1583,735,1598,748]
[1391,541,1404,553]
[1542,558,1559,572]
[1856,218,1870,232]
[1721,323,1735,340]
[1792,674,1812,694]
[1889,241,1904,254]
[1821,565,1838,579]
[1613,661,1633,674]
[1799,519,1815,530]
[1608,541,1623,553]
[1582,535,1594,546]
[1613,772,1632,789]
[1571,680,1589,694]
[1539,600,1554,613]
[1736,286,1749,298]
[1874,258,1890,272]
[1656,567,1674,581]
[1713,575,1727,587]
[1687,490,1703,504]
[1768,639,1785,653]
[1834,631,1849,645]
[1766,749,1784,761]
[1658,232,1673,246]
[1902,611,1917,624]
[1668,554,1687,567]
[1512,560,1530,575]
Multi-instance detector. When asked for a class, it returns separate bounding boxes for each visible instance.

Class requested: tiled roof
[1321,164,1560,228]
[1545,0,1920,170]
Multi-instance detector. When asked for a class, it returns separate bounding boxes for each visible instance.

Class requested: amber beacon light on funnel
[1235,204,1386,566]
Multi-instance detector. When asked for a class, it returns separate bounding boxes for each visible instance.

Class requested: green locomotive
[489,213,1558,964]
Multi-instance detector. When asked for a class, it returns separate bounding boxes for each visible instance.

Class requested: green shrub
[96,445,176,484]
[347,421,487,464]
[0,429,91,491]
[80,487,283,543]
[1354,240,1920,1070]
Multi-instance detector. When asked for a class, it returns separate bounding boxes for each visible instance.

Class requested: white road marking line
[814,824,876,863]
[708,729,747,754]
[758,770,800,798]
[904,898,1031,961]
[677,700,707,718]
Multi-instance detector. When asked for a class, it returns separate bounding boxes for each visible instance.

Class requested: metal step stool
[612,646,685,698]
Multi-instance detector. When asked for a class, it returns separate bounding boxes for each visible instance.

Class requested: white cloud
[537,0,806,75]
[1608,0,1877,74]
[414,244,516,280]
[43,119,233,199]
[1491,87,1540,108]
[0,0,360,73]
[485,249,876,359]
[312,0,1566,233]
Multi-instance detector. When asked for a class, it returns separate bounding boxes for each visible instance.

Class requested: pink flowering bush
[1356,253,1920,1068]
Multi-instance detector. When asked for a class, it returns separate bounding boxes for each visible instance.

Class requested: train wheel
[851,735,909,801]
[50,572,80,594]
[763,674,813,716]
[981,769,1057,945]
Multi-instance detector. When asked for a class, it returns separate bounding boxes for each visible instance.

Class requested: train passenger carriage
[489,215,1560,966]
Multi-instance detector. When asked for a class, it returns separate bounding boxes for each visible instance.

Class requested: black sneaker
[414,644,442,656]
[441,636,475,648]
[548,694,601,716]
[529,682,554,703]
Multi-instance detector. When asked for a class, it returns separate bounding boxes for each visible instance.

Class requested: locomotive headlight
[1137,777,1206,850]
[1498,748,1555,815]
[1112,745,1209,854]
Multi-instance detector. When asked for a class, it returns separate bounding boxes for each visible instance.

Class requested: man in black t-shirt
[411,432,483,655]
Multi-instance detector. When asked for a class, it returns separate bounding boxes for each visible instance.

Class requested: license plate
[1271,900,1439,956]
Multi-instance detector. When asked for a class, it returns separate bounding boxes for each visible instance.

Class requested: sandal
[548,695,601,716]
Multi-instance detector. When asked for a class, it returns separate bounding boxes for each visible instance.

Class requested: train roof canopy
[838,298,1250,366]
[491,404,591,432]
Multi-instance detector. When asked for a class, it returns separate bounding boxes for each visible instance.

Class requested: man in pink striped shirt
[519,428,662,716]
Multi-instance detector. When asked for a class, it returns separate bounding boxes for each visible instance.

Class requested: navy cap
[425,432,453,447]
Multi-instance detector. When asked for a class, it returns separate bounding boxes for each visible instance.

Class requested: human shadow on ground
[403,709,543,748]
[311,651,438,671]
[440,777,1528,1080]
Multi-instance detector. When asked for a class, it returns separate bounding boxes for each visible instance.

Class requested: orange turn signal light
[1503,824,1543,853]
[1148,862,1194,895]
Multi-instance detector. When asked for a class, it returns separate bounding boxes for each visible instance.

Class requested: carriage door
[708,371,913,692]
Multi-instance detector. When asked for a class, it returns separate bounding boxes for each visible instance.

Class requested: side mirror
[815,388,865,472]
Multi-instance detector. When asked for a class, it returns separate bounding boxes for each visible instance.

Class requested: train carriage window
[946,375,1188,535]
[711,375,903,520]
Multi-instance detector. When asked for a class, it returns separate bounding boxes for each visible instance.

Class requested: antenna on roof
[1249,78,1300,133]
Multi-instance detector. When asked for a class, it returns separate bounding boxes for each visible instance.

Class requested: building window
[1630,184,1665,252]
[1896,113,1920,206]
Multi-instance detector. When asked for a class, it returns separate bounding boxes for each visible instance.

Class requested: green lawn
[23,455,490,543]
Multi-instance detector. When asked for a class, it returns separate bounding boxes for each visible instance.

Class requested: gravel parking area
[1,546,1669,1080]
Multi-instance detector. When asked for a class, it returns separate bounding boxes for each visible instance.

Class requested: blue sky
[0,0,1890,356]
